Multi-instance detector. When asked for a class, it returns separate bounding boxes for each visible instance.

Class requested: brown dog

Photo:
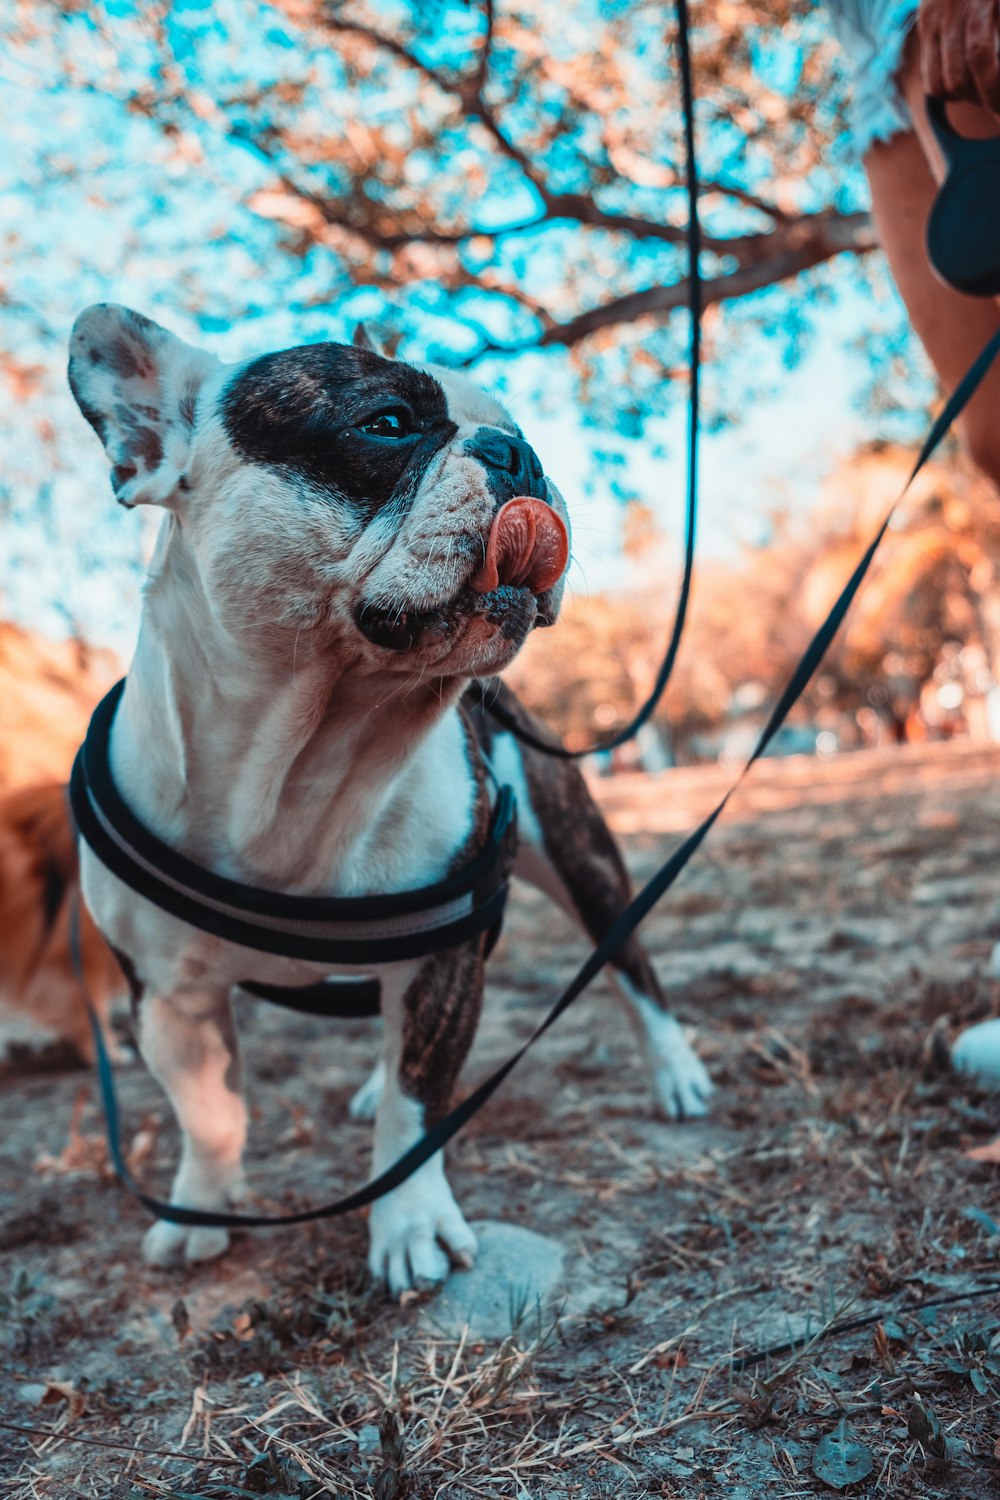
[0,782,123,1063]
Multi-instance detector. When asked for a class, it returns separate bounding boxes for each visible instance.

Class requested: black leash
[487,0,701,759]
[73,321,1000,1231]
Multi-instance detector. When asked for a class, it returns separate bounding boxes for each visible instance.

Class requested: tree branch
[281,8,821,253]
[320,12,563,196]
[699,175,793,224]
[472,0,495,94]
[453,213,878,362]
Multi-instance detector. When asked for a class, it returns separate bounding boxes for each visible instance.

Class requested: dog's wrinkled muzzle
[469,497,569,596]
[355,496,569,656]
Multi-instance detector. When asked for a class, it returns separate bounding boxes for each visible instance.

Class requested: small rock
[357,1423,381,1455]
[953,1016,1000,1086]
[421,1221,565,1340]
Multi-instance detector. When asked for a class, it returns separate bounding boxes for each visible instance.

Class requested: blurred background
[3,0,997,780]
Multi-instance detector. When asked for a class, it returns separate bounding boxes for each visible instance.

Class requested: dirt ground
[3,741,1000,1499]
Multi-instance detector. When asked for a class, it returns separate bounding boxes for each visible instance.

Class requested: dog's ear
[352,322,383,356]
[68,304,220,508]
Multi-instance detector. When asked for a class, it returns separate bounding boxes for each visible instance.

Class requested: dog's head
[68,305,570,678]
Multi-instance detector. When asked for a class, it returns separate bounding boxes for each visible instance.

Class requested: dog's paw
[650,1019,714,1121]
[142,1220,231,1268]
[141,1172,247,1268]
[349,1060,385,1122]
[368,1177,478,1297]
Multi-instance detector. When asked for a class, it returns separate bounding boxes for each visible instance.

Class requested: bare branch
[473,0,495,93]
[321,9,451,95]
[453,211,878,362]
[699,176,793,223]
[279,8,814,254]
[319,12,549,191]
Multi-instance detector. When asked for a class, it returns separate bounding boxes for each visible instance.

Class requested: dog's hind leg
[484,710,713,1120]
[367,954,482,1297]
[137,988,247,1267]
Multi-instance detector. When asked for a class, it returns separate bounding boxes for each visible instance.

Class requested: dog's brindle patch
[467,682,669,1007]
[399,940,486,1125]
[220,344,458,521]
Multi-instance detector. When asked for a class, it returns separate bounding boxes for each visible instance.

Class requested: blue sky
[0,1,934,655]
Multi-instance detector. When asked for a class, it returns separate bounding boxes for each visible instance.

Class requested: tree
[0,1,903,647]
[9,2,876,401]
[252,1,874,363]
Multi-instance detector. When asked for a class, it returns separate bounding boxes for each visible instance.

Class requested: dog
[66,304,712,1295]
[0,781,123,1063]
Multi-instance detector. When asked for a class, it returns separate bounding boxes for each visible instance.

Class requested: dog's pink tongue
[470,498,569,595]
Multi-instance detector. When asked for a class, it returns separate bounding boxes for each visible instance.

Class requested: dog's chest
[82,704,482,998]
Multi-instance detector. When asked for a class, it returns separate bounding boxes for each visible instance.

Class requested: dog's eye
[357,409,412,439]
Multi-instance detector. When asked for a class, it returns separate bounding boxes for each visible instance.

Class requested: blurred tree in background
[507,448,1000,756]
[236,0,873,376]
[5,0,873,432]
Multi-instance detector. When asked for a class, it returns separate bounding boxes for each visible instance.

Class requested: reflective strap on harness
[70,678,517,967]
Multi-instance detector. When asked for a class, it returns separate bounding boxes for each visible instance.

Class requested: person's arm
[917,0,1000,115]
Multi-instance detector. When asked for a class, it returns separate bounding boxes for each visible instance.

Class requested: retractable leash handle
[926,95,1000,297]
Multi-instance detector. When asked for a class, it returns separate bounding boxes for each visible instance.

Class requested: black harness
[70,678,517,993]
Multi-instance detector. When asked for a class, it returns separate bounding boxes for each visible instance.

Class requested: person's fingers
[965,0,1000,117]
[940,0,975,95]
[918,1,947,97]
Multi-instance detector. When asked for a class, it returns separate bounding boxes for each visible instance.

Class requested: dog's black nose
[465,427,547,501]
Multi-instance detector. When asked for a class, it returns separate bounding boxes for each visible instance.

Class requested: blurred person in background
[827,0,1000,1113]
[825,0,1000,492]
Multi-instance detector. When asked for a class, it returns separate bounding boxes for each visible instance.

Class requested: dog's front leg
[138,988,247,1268]
[368,949,482,1297]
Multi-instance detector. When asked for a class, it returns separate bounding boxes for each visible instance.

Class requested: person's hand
[918,0,1000,115]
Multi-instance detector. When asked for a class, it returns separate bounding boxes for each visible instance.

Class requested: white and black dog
[67,305,712,1296]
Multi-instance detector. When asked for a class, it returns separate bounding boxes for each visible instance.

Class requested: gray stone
[953,1016,1000,1085]
[422,1221,565,1340]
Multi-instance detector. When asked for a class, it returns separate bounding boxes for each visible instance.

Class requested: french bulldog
[66,304,712,1295]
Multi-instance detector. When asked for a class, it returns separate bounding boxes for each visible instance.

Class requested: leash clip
[926,95,1000,298]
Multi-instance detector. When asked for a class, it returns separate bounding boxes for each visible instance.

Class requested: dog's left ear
[68,304,220,508]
